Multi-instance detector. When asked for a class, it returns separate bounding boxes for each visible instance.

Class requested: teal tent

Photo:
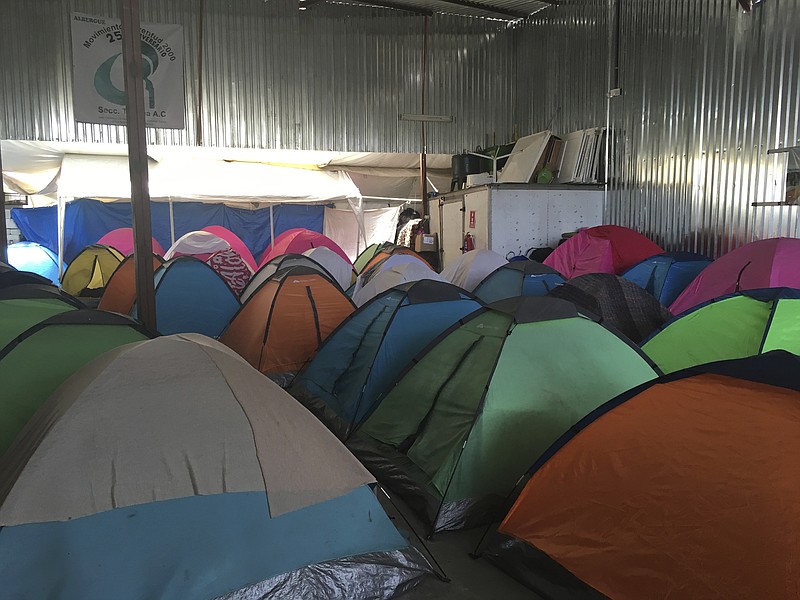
[289,280,482,438]
[348,296,659,532]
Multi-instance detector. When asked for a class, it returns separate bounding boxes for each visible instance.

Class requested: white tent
[440,249,508,291]
[352,261,445,307]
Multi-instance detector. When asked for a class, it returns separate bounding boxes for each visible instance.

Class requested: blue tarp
[11,199,325,264]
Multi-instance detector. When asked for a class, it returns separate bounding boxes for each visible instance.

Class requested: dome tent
[304,246,357,289]
[622,251,712,306]
[484,351,800,600]
[669,237,800,315]
[0,334,432,600]
[439,250,507,292]
[642,288,800,374]
[202,225,258,270]
[221,266,355,383]
[60,244,124,297]
[347,296,659,532]
[145,256,240,338]
[98,253,165,314]
[206,247,254,295]
[0,284,82,349]
[164,230,231,262]
[289,280,482,439]
[6,241,60,284]
[97,227,165,257]
[260,228,351,266]
[544,225,663,279]
[352,261,445,308]
[242,253,341,303]
[361,244,432,273]
[0,310,151,456]
[354,242,386,274]
[548,273,672,344]
[0,270,52,288]
[473,261,565,304]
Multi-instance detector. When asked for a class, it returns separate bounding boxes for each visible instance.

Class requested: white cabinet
[430,184,604,268]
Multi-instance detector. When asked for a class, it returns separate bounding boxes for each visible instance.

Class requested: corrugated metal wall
[512,0,609,138]
[3,0,798,252]
[609,0,799,254]
[0,0,516,154]
[512,0,800,254]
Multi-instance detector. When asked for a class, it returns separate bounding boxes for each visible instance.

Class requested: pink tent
[544,225,663,279]
[259,228,351,267]
[202,226,257,271]
[97,228,165,257]
[669,237,800,315]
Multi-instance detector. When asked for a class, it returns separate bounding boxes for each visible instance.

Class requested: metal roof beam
[429,0,529,19]
[304,0,434,15]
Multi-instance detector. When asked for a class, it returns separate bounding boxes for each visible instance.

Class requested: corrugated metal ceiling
[305,0,554,21]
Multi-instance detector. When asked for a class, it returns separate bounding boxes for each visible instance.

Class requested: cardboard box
[415,232,439,252]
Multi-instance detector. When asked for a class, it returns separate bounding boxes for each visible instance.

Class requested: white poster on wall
[70,12,185,129]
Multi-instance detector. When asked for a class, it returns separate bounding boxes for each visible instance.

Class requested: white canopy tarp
[57,153,361,204]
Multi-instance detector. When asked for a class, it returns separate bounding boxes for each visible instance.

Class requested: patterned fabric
[396,219,422,248]
[207,249,253,295]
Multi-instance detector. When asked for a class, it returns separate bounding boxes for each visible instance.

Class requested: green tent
[348,296,659,533]
[0,310,151,456]
[353,243,385,274]
[642,288,800,374]
[0,283,84,349]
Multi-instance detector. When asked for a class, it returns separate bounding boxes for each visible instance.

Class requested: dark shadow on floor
[377,488,541,599]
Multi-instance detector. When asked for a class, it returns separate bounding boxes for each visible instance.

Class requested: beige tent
[0,334,431,599]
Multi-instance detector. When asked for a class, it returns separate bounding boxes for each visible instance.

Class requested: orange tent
[98,254,164,314]
[362,246,432,273]
[221,266,355,382]
[485,351,800,600]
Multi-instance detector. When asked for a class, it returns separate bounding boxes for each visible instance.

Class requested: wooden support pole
[120,0,156,332]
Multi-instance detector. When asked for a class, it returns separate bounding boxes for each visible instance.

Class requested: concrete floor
[378,490,539,599]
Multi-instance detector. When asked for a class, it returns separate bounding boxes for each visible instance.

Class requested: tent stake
[120,0,156,332]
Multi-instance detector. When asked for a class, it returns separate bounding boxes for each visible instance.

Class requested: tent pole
[419,15,429,229]
[57,195,65,280]
[269,204,275,249]
[169,197,175,246]
[120,0,156,332]
[0,141,8,263]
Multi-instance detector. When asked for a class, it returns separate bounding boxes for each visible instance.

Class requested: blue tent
[142,257,240,337]
[474,261,565,304]
[290,279,482,438]
[622,251,712,306]
[6,242,60,284]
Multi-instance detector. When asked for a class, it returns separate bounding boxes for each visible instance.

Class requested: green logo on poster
[93,41,159,109]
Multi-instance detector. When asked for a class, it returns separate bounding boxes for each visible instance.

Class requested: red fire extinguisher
[462,232,475,253]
